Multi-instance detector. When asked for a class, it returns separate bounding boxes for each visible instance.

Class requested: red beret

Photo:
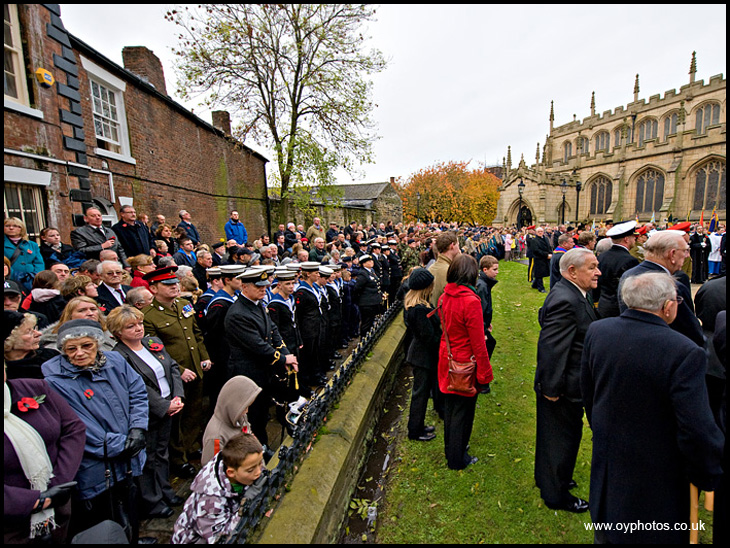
[526,225,536,230]
[636,225,649,235]
[668,221,691,233]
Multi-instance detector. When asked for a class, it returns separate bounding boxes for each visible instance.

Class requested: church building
[495,53,725,228]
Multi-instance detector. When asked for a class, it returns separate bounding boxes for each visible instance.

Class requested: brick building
[4,4,270,244]
[495,53,725,227]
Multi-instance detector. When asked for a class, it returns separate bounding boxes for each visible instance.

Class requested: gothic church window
[637,118,658,146]
[634,169,665,214]
[589,176,612,215]
[695,103,721,134]
[663,112,678,140]
[577,136,589,155]
[692,160,726,211]
[563,141,572,163]
[594,131,610,152]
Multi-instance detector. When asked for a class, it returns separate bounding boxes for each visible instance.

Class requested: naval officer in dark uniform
[224,266,297,447]
[595,221,639,318]
[294,262,327,387]
[353,254,384,337]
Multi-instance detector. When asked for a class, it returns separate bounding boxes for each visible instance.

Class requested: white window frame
[4,4,29,106]
[80,55,136,165]
[3,176,48,242]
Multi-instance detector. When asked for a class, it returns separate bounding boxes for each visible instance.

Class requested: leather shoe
[138,537,159,544]
[331,352,343,359]
[410,432,436,442]
[166,494,185,506]
[545,496,589,513]
[423,425,435,434]
[173,463,197,478]
[146,504,174,519]
[568,479,578,490]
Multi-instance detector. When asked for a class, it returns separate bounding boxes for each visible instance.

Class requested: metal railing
[222,300,404,544]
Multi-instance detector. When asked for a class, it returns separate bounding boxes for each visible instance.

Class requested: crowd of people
[3,204,727,543]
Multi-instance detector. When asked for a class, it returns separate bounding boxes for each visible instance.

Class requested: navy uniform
[142,266,210,473]
[353,255,384,337]
[202,265,244,410]
[596,221,640,318]
[224,266,292,446]
[294,262,327,386]
[267,267,303,362]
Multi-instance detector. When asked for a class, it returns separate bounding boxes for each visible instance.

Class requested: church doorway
[517,205,532,228]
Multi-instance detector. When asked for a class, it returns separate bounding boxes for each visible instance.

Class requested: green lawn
[378,260,595,544]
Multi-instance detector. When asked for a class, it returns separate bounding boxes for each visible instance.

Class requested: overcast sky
[60,4,726,185]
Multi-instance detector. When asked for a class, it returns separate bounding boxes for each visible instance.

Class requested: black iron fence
[222,300,404,544]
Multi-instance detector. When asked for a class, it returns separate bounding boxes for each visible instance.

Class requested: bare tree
[167,4,387,222]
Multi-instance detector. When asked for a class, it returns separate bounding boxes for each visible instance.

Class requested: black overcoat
[581,310,723,543]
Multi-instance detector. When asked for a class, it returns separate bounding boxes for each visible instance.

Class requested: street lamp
[560,179,567,225]
[517,178,525,229]
[416,192,421,224]
[574,172,582,225]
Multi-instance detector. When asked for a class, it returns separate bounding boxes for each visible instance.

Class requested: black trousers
[359,305,380,337]
[139,415,176,513]
[534,394,584,505]
[408,365,436,438]
[443,392,478,470]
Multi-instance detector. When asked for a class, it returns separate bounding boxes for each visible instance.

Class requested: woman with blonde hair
[39,296,115,352]
[108,305,185,518]
[4,217,44,291]
[403,268,442,441]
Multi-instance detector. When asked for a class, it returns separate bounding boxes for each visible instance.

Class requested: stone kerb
[256,314,407,544]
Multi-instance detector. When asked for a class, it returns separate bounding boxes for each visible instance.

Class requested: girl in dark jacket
[403,268,442,441]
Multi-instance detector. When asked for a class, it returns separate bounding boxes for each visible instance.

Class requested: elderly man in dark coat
[581,271,723,544]
[534,248,600,513]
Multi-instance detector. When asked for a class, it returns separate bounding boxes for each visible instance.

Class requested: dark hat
[3,280,23,296]
[3,310,28,342]
[669,221,692,233]
[143,266,179,285]
[236,266,272,286]
[408,268,434,291]
[56,318,105,350]
[212,242,225,250]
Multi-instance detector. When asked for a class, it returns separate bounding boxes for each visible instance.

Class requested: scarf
[4,383,56,538]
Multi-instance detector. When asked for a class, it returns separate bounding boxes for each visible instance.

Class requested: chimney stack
[122,46,168,96]
[212,111,232,136]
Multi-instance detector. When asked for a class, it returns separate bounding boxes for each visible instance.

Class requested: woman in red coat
[437,254,493,470]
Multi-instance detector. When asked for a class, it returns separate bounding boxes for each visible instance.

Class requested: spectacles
[675,296,684,305]
[106,271,124,276]
[64,342,97,354]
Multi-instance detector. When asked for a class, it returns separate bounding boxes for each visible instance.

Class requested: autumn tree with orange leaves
[396,161,501,225]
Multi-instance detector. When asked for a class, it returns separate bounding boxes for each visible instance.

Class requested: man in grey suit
[534,248,600,513]
[70,206,128,265]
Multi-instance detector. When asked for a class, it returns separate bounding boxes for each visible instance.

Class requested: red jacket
[437,283,493,395]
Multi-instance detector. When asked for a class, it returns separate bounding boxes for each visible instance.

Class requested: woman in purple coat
[4,367,86,543]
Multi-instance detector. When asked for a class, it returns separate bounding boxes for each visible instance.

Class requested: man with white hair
[95,260,131,311]
[619,230,704,347]
[581,271,723,543]
[534,248,600,513]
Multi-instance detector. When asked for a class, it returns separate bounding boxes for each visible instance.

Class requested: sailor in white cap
[596,220,640,318]
[353,253,384,337]
[201,263,246,407]
[293,262,327,386]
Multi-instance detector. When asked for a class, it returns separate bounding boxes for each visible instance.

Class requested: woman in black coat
[107,305,185,519]
[403,268,442,441]
[39,227,75,269]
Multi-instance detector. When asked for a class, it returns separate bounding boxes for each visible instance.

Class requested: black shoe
[538,289,547,293]
[545,496,589,513]
[568,480,578,490]
[173,463,197,478]
[409,432,436,442]
[166,495,185,506]
[465,455,478,467]
[188,449,202,461]
[331,352,343,360]
[138,537,159,544]
[423,425,435,434]
[146,504,174,519]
